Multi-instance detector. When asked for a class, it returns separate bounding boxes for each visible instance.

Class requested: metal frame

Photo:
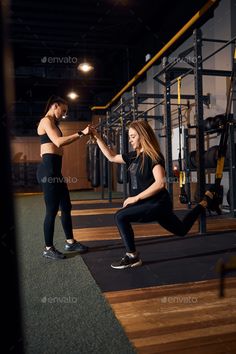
[92,30,236,222]
[163,57,173,199]
[91,0,219,111]
[193,28,206,233]
[152,30,236,226]
[184,128,192,209]
[228,122,236,216]
[96,89,169,201]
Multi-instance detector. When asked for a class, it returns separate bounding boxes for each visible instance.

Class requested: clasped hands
[82,124,140,208]
[81,124,97,137]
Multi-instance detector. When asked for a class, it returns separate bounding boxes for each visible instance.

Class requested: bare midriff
[40,143,63,157]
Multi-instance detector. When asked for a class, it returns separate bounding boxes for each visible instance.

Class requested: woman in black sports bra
[37,95,89,260]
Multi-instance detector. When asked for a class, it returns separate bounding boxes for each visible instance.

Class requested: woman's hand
[88,125,98,136]
[123,196,139,208]
[82,125,91,135]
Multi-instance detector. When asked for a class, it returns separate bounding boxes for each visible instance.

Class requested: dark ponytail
[44,95,68,115]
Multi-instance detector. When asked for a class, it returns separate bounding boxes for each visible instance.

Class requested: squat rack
[153,29,236,231]
[91,0,220,210]
[91,29,236,238]
[96,85,189,201]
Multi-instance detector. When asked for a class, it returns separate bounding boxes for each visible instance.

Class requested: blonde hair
[128,120,164,171]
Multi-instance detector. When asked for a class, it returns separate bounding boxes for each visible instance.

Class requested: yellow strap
[216,157,225,179]
[179,171,185,188]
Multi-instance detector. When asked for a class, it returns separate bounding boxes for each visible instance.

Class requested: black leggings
[37,154,73,247]
[115,189,204,253]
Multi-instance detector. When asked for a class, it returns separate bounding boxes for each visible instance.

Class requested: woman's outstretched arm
[90,127,125,164]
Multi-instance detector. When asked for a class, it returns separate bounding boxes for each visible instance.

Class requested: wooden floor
[71,204,236,242]
[105,278,236,354]
[72,199,236,353]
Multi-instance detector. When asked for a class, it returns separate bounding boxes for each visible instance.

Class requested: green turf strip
[15,195,136,354]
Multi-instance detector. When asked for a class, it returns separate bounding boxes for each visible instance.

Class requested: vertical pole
[184,128,192,209]
[193,28,206,233]
[163,57,173,201]
[229,123,236,216]
[106,111,112,202]
[120,98,128,199]
[99,118,105,200]
[229,39,236,217]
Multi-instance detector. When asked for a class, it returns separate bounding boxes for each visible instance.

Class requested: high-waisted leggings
[115,188,204,253]
[36,154,73,247]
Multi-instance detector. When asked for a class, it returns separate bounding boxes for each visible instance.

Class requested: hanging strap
[177,76,188,204]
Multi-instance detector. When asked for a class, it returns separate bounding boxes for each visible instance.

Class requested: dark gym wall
[0,0,23,352]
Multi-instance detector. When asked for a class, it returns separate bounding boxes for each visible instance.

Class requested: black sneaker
[43,246,65,260]
[111,254,142,269]
[64,241,88,253]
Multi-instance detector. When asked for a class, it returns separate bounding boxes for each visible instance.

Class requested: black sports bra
[39,125,63,144]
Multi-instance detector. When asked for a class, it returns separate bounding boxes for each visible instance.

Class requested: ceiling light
[67,91,79,100]
[145,53,151,62]
[78,62,94,73]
